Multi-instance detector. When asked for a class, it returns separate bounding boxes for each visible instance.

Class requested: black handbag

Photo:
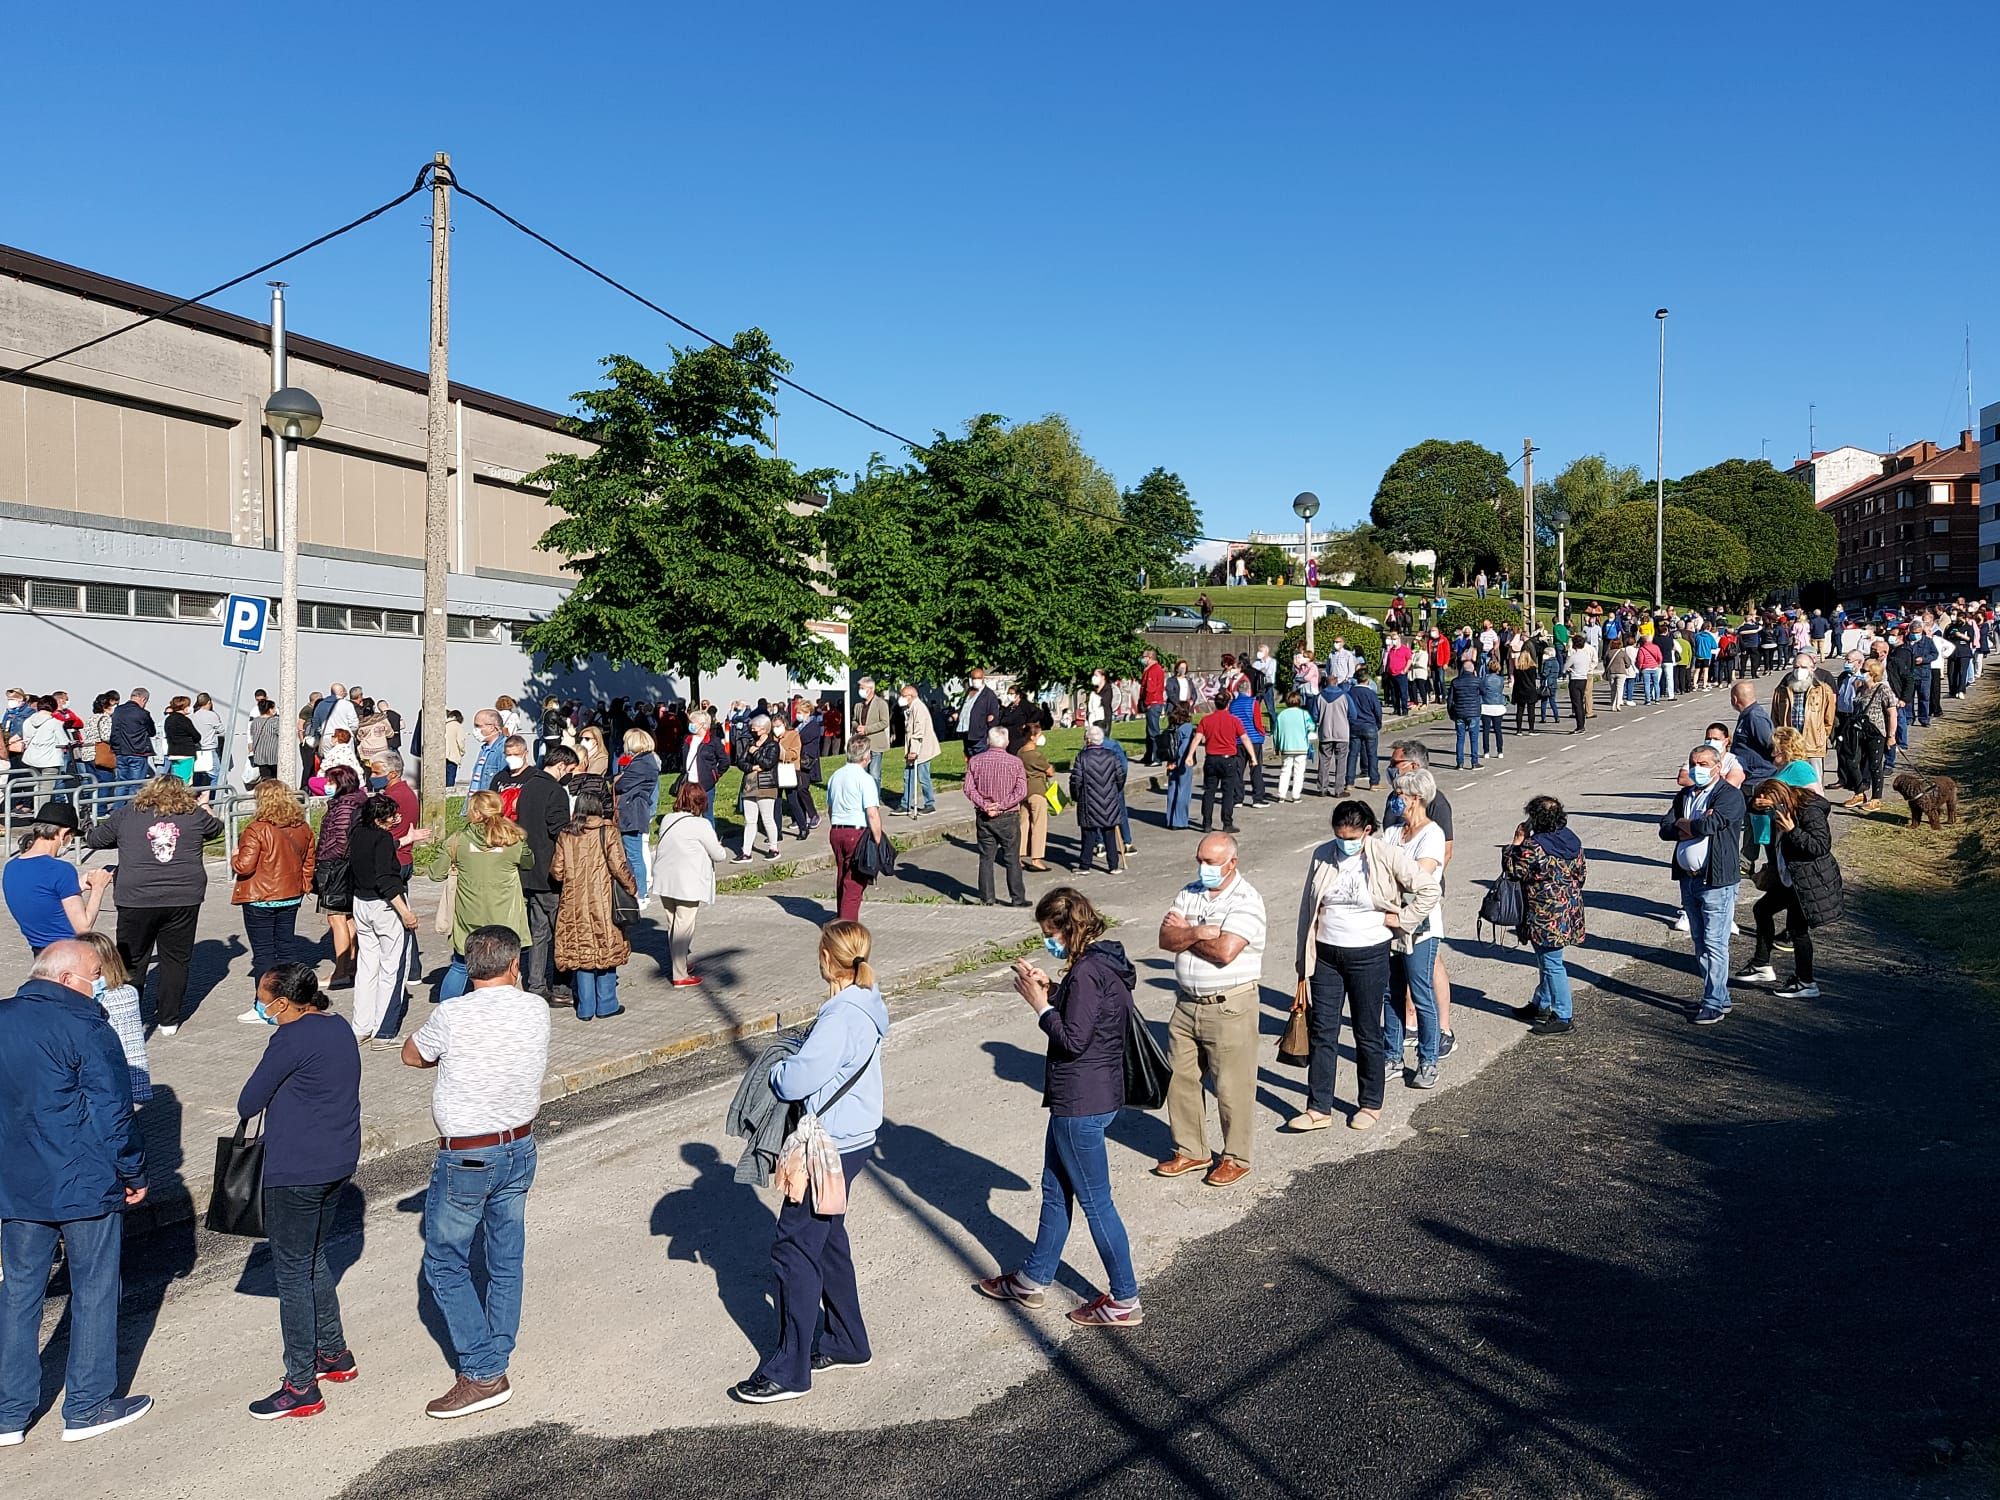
[312,855,353,912]
[852,829,897,883]
[1478,869,1527,944]
[204,1115,267,1238]
[599,825,641,927]
[1122,999,1172,1110]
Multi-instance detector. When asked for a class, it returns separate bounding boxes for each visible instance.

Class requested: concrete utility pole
[1522,438,1535,629]
[271,283,298,787]
[421,151,453,803]
[1654,308,1669,609]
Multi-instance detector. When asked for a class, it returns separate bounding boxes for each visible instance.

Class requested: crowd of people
[0,588,1990,1442]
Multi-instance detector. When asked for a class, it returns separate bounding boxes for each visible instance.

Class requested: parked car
[1284,598,1381,631]
[1149,604,1230,633]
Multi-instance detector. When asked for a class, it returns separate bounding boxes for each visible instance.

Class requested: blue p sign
[222,594,269,653]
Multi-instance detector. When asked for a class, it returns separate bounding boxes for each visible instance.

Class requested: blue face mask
[1689,763,1713,787]
[1384,793,1405,825]
[1335,836,1366,857]
[90,976,107,1000]
[1042,935,1067,960]
[1197,862,1226,890]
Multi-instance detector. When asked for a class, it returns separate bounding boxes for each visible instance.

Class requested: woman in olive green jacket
[430,790,533,1000]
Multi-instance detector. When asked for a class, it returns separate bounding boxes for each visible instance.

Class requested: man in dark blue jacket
[0,939,152,1445]
[106,687,157,810]
[1658,746,1748,1027]
[1343,667,1384,792]
[1446,652,1486,769]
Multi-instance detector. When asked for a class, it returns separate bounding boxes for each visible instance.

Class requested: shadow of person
[114,1083,197,1394]
[228,1181,369,1299]
[648,1142,777,1352]
[394,1183,467,1369]
[982,1039,1046,1092]
[869,1119,1037,1270]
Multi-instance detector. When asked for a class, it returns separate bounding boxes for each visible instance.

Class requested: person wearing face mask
[515,746,579,1005]
[1019,723,1058,868]
[0,938,152,1445]
[1735,779,1841,1001]
[1658,744,1748,1025]
[1668,722,1747,930]
[1290,801,1439,1132]
[1770,654,1836,777]
[4,802,112,956]
[897,686,939,818]
[1139,649,1168,765]
[1154,835,1265,1188]
[957,670,1000,759]
[851,677,891,790]
[977,888,1144,1326]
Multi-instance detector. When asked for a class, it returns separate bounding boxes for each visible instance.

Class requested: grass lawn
[1149,584,1570,635]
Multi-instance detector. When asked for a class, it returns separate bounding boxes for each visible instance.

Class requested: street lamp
[1292,491,1321,655]
[1550,503,1570,630]
[1654,308,1669,609]
[264,384,322,789]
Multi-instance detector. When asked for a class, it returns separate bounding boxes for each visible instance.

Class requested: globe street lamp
[1293,491,1321,655]
[264,385,323,789]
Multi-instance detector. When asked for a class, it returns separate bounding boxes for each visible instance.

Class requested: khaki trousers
[1019,791,1049,862]
[1166,984,1259,1167]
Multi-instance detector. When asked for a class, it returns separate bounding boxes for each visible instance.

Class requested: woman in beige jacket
[1290,798,1441,1132]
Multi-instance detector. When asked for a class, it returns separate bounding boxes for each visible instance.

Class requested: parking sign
[222,594,269,653]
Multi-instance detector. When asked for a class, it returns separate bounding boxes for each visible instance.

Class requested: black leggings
[1752,885,1812,982]
[117,903,201,1026]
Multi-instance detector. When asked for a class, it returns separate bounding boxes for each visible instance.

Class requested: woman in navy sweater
[976,887,1143,1327]
[235,963,363,1421]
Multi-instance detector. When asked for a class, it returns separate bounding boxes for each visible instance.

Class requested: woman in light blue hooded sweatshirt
[730,919,889,1404]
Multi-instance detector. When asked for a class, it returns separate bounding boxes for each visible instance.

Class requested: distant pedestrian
[613,729,661,910]
[977,888,1144,1326]
[1163,704,1199,830]
[853,679,891,788]
[729,920,888,1404]
[649,784,733,985]
[1272,692,1313,802]
[825,737,885,923]
[1196,697,1247,832]
[235,963,362,1420]
[402,926,549,1420]
[898,684,940,817]
[1019,723,1058,867]
[965,727,1029,906]
[0,939,152,1445]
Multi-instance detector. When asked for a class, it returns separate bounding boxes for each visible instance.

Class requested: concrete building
[1824,432,1982,608]
[1787,445,1881,506]
[1978,401,2000,596]
[0,243,841,757]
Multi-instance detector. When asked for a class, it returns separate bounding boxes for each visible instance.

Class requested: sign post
[219,594,269,797]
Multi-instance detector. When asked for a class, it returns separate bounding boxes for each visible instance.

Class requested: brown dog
[1890,771,1960,829]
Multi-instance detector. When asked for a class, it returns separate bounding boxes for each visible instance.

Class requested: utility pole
[421,151,453,804]
[270,283,299,788]
[1654,309,1669,609]
[1522,437,1535,629]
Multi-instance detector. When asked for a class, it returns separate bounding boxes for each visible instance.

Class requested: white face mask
[504,754,526,771]
[902,697,916,710]
[970,680,985,692]
[1793,668,1811,685]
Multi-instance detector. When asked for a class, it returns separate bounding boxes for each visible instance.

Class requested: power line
[0,164,436,389]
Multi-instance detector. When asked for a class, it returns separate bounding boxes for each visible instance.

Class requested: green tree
[519,333,840,699]
[1665,458,1835,603]
[1317,525,1400,590]
[1119,467,1202,589]
[1539,454,1645,543]
[1370,439,1517,586]
[819,456,956,688]
[1240,542,1294,583]
[1568,501,1749,602]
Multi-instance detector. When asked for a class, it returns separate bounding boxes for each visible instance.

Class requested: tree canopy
[1568,500,1749,602]
[518,333,840,698]
[1370,439,1518,586]
[1317,524,1401,590]
[1540,454,1645,543]
[1239,542,1294,584]
[1119,467,1203,589]
[1665,458,1835,603]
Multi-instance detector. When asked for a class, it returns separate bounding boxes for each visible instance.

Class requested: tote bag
[1122,1000,1172,1110]
[204,1115,267,1238]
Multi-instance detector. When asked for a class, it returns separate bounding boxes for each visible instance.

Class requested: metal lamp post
[1654,308,1669,609]
[1551,503,1570,629]
[1292,491,1321,655]
[263,385,323,789]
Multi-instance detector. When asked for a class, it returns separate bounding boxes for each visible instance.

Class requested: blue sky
[6,1,1992,546]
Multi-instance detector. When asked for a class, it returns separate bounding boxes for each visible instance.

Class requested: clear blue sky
[6,1,1992,546]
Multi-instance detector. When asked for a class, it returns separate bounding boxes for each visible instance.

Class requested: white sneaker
[1671,911,1690,933]
[0,1430,21,1446]
[157,1024,179,1037]
[1733,964,1777,984]
[1773,980,1820,1000]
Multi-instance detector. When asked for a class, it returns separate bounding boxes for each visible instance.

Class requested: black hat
[32,801,80,832]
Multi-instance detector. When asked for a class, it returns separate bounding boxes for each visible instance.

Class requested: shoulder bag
[1277,978,1311,1067]
[1123,998,1172,1110]
[598,824,641,927]
[204,1114,267,1238]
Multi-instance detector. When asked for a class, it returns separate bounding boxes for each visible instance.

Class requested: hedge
[1433,599,1523,640]
[1277,620,1385,678]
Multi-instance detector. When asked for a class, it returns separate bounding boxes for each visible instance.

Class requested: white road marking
[1530,756,1547,764]
[1494,768,1513,776]
[1588,733,1603,740]
[1456,783,1477,793]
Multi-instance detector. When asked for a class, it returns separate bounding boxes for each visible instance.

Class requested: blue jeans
[574,967,622,1019]
[758,1148,871,1393]
[1642,666,1661,703]
[1346,732,1378,788]
[263,1180,349,1387]
[902,760,935,813]
[1532,944,1573,1021]
[621,833,648,898]
[114,755,153,809]
[242,901,300,994]
[1385,936,1441,1066]
[422,1137,537,1381]
[1165,766,1193,828]
[1912,672,1932,726]
[0,1213,123,1429]
[1680,878,1738,1014]
[1480,713,1505,756]
[1023,1112,1138,1300]
[438,952,471,1001]
[1144,703,1166,763]
[1454,718,1481,767]
[867,751,884,789]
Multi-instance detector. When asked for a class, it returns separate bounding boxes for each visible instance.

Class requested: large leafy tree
[1540,454,1645,543]
[1370,439,1516,586]
[1569,500,1748,602]
[1119,467,1202,588]
[1665,458,1835,604]
[1317,524,1400,590]
[519,332,841,699]
[1239,542,1294,584]
[818,456,955,688]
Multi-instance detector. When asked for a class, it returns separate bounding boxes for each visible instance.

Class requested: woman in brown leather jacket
[231,778,318,1025]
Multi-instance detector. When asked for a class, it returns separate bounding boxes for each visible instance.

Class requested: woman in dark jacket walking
[235,963,363,1419]
[613,729,661,908]
[976,887,1143,1327]
[84,774,223,1035]
[1742,779,1841,1000]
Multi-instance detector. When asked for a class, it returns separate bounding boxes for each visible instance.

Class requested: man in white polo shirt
[401,925,550,1420]
[1152,833,1266,1188]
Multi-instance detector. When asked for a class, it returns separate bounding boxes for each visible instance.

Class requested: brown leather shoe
[1204,1159,1251,1188]
[1152,1152,1209,1178]
[425,1373,511,1420]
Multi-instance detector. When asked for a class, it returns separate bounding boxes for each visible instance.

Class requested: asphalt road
[338,899,2000,1497]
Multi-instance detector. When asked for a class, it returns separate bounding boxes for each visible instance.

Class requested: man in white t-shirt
[1154,834,1267,1187]
[401,925,550,1422]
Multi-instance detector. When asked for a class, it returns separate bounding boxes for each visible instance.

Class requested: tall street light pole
[1293,491,1321,656]
[1552,505,1570,628]
[421,151,454,803]
[1521,438,1535,628]
[1654,308,1669,609]
[264,383,322,789]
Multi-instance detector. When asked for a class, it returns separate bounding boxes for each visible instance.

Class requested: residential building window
[1931,483,1951,504]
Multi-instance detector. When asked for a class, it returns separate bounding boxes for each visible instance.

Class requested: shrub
[1434,599,1523,641]
[1277,620,1384,678]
